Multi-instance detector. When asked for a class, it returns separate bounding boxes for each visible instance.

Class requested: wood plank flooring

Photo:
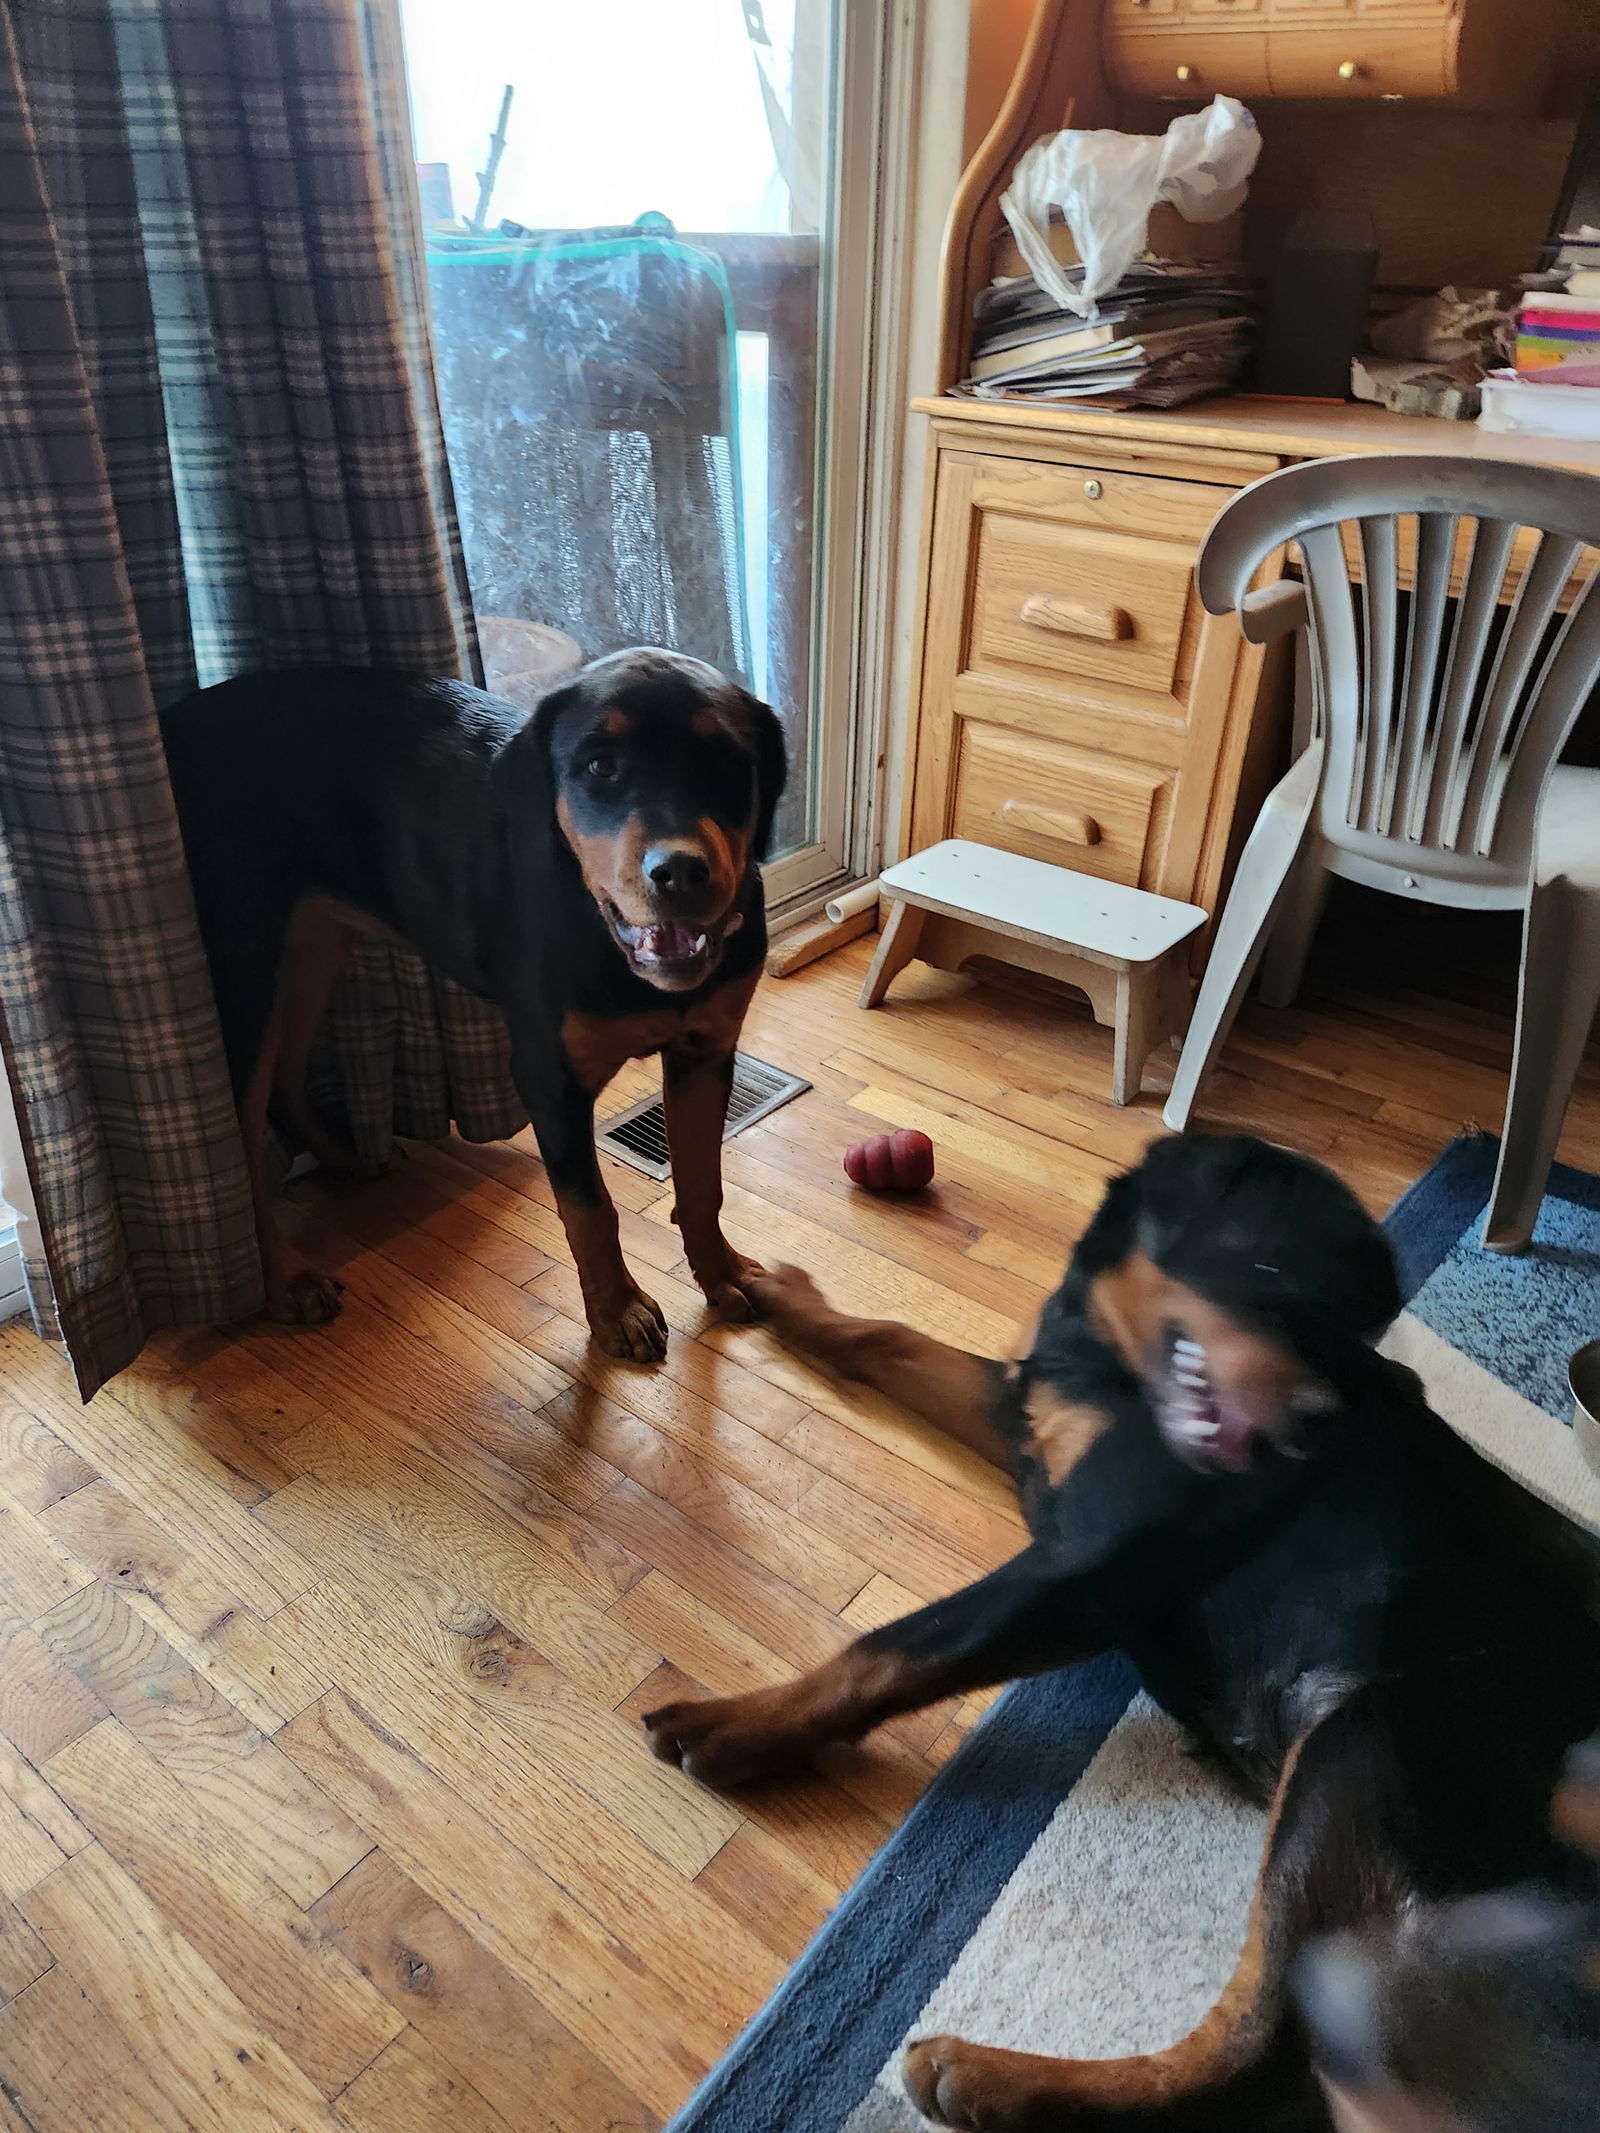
[0,884,1596,2131]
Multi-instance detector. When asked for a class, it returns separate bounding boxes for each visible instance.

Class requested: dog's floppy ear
[741,690,788,860]
[501,675,586,808]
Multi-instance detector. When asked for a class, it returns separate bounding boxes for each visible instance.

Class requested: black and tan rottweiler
[160,650,784,1359]
[644,1134,1600,2130]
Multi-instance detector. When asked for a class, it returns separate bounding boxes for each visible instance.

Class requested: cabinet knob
[999,798,1102,848]
[1175,63,1196,81]
[1337,59,1364,79]
[1084,479,1103,500]
[1019,592,1131,642]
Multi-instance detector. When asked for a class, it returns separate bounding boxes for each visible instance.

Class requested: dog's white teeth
[692,934,708,953]
[1173,1344,1208,1381]
[1182,1415,1221,1439]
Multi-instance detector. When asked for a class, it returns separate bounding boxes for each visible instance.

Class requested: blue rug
[1382,1135,1600,1533]
[668,1138,1600,2133]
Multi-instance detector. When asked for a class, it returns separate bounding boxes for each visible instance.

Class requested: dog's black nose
[645,846,712,899]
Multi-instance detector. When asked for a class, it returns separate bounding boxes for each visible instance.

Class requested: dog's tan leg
[240,1000,343,1327]
[904,1892,1293,2127]
[647,1639,958,1788]
[512,1024,668,1364]
[661,1042,761,1322]
[553,1183,668,1364]
[646,1544,1103,1787]
[661,968,762,1321]
[903,1725,1361,2130]
[746,1262,1011,1467]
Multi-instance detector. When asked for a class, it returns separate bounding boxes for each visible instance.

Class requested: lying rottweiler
[1297,1729,1600,2133]
[644,1134,1600,2129]
[161,650,784,1358]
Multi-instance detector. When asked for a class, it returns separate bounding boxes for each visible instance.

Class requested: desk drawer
[1266,22,1453,92]
[1108,27,1273,97]
[951,721,1171,885]
[909,438,1281,920]
[970,456,1233,542]
[971,512,1198,699]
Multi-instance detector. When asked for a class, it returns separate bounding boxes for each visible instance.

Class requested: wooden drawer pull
[1019,593,1133,643]
[999,798,1102,846]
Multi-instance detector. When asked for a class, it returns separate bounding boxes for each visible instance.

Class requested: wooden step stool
[861,841,1207,1106]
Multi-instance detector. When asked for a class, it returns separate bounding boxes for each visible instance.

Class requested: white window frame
[762,0,969,923]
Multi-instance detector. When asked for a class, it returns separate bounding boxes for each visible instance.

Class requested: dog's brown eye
[583,750,619,782]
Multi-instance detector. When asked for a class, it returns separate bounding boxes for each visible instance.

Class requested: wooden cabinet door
[907,447,1277,910]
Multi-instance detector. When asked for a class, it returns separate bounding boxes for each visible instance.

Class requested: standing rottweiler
[161,649,785,1359]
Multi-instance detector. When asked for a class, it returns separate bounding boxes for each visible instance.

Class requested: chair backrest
[1197,455,1600,896]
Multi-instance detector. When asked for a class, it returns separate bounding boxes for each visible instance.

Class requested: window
[395,0,919,901]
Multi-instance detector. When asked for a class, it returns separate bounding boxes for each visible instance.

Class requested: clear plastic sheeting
[1001,97,1261,321]
[425,219,751,691]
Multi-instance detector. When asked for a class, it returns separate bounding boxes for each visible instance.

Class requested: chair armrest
[1239,582,1311,645]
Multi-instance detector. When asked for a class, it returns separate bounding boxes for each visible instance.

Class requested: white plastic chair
[1164,454,1600,1252]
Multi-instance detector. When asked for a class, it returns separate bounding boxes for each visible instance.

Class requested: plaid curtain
[0,0,524,1398]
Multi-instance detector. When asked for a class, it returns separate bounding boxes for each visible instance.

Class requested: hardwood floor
[0,887,1596,2131]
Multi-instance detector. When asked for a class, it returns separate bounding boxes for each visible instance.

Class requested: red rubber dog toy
[843,1129,935,1192]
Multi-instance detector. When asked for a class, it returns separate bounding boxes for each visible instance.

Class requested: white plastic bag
[1000,97,1261,320]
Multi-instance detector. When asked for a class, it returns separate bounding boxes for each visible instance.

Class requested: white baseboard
[0,1223,28,1324]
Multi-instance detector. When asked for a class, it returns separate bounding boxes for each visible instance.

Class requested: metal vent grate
[595,1053,810,1181]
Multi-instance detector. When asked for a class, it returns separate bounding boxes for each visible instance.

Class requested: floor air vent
[595,1053,811,1181]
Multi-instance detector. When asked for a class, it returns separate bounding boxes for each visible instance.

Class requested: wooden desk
[913,393,1600,478]
[900,393,1600,943]
[904,0,1598,955]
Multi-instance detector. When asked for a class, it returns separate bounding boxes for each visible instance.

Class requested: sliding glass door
[396,0,879,898]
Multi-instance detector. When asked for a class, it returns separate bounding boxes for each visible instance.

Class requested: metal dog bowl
[1571,1340,1600,1479]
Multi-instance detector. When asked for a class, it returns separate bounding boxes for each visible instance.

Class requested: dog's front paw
[904,2037,1058,2132]
[590,1287,669,1364]
[742,1261,827,1327]
[266,1261,344,1327]
[642,1691,812,1787]
[695,1251,765,1325]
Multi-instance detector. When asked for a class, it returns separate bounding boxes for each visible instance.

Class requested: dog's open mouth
[1153,1326,1333,1473]
[1154,1331,1261,1473]
[602,900,733,988]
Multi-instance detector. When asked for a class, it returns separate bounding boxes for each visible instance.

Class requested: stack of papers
[957,260,1253,410]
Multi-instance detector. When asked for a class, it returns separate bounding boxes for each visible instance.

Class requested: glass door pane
[397,0,833,864]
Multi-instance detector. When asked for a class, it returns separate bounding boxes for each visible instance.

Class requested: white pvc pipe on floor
[824,881,880,926]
